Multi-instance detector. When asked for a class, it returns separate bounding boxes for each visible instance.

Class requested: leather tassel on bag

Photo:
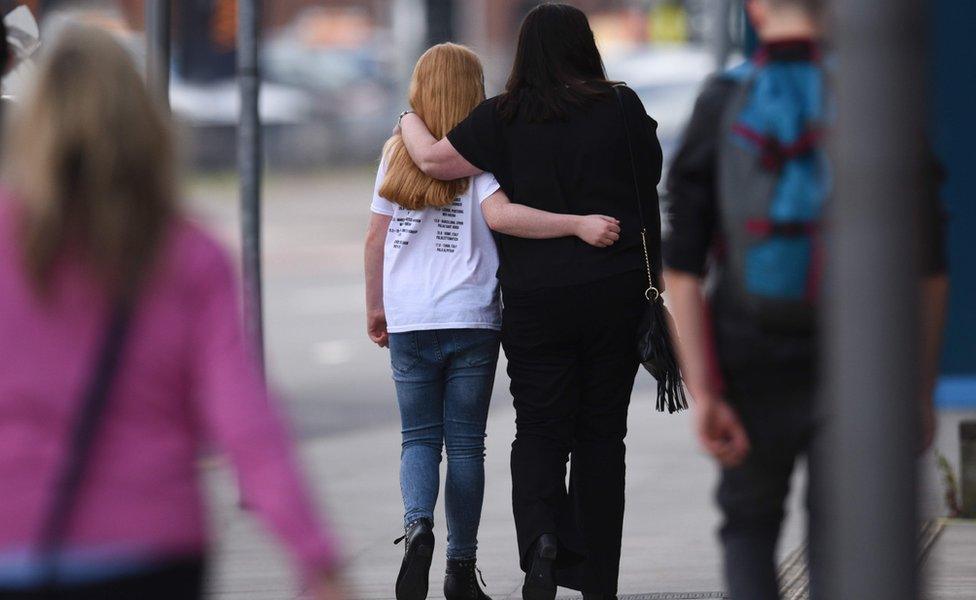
[615,84,688,414]
[637,284,688,413]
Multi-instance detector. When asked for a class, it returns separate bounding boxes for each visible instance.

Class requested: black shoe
[395,518,435,600]
[444,558,492,600]
[522,534,558,600]
[582,595,618,600]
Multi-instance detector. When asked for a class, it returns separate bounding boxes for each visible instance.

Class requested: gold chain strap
[616,85,661,304]
[641,228,660,301]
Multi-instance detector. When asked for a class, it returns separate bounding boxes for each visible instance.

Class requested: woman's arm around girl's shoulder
[399,112,481,180]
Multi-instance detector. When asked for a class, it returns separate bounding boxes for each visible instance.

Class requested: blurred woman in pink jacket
[0,25,343,599]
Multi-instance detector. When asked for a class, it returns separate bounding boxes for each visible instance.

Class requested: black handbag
[37,302,133,587]
[614,85,688,414]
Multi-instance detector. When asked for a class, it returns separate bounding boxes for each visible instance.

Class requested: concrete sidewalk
[923,520,976,600]
[203,380,808,599]
[202,390,973,599]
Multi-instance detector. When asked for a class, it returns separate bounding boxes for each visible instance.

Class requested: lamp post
[823,1,928,599]
[144,0,170,111]
[426,0,454,45]
[237,0,265,375]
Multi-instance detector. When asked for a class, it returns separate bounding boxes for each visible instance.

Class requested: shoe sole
[396,532,435,600]
[521,545,557,600]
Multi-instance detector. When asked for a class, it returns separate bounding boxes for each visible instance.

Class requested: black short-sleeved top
[447,85,664,291]
[663,41,948,397]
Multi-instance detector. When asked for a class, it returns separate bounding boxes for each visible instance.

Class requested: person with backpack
[0,26,343,600]
[663,1,948,598]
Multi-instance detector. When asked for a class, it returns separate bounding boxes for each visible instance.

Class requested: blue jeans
[389,328,500,561]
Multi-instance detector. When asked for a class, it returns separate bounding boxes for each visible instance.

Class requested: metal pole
[144,0,170,110]
[823,1,928,599]
[238,0,265,374]
[710,0,733,70]
[425,0,454,46]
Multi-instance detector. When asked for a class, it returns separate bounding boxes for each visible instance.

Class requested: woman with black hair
[399,4,663,600]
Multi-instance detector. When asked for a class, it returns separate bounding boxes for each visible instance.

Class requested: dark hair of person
[496,3,614,123]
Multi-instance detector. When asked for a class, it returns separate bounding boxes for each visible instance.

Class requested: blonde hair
[5,25,175,297]
[379,43,485,210]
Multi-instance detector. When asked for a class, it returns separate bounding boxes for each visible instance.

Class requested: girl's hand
[367,309,389,348]
[575,215,621,248]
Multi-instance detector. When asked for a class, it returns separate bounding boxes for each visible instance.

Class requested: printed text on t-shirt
[434,198,463,254]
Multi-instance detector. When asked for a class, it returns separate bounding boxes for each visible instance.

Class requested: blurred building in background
[14,3,969,392]
[2,0,972,577]
[5,0,726,169]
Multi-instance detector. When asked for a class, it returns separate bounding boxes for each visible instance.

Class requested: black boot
[522,534,558,600]
[444,558,492,600]
[395,518,435,600]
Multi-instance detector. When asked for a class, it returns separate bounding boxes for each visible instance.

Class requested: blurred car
[605,44,717,158]
[260,7,399,165]
[173,5,399,169]
[262,39,397,164]
[170,78,313,127]
[169,75,336,170]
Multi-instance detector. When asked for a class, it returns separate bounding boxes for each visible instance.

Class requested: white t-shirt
[370,159,502,333]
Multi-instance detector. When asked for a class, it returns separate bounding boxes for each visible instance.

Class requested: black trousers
[717,389,822,600]
[0,558,205,600]
[502,270,645,595]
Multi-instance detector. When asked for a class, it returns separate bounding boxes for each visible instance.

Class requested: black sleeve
[446,98,503,173]
[619,86,664,186]
[617,85,666,277]
[662,76,737,276]
[647,115,665,279]
[918,152,949,276]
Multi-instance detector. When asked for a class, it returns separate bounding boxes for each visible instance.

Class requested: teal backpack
[717,52,830,334]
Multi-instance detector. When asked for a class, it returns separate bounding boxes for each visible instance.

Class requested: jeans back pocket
[389,332,422,377]
[453,329,501,369]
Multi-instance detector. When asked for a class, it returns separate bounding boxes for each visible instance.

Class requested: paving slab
[923,520,976,600]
